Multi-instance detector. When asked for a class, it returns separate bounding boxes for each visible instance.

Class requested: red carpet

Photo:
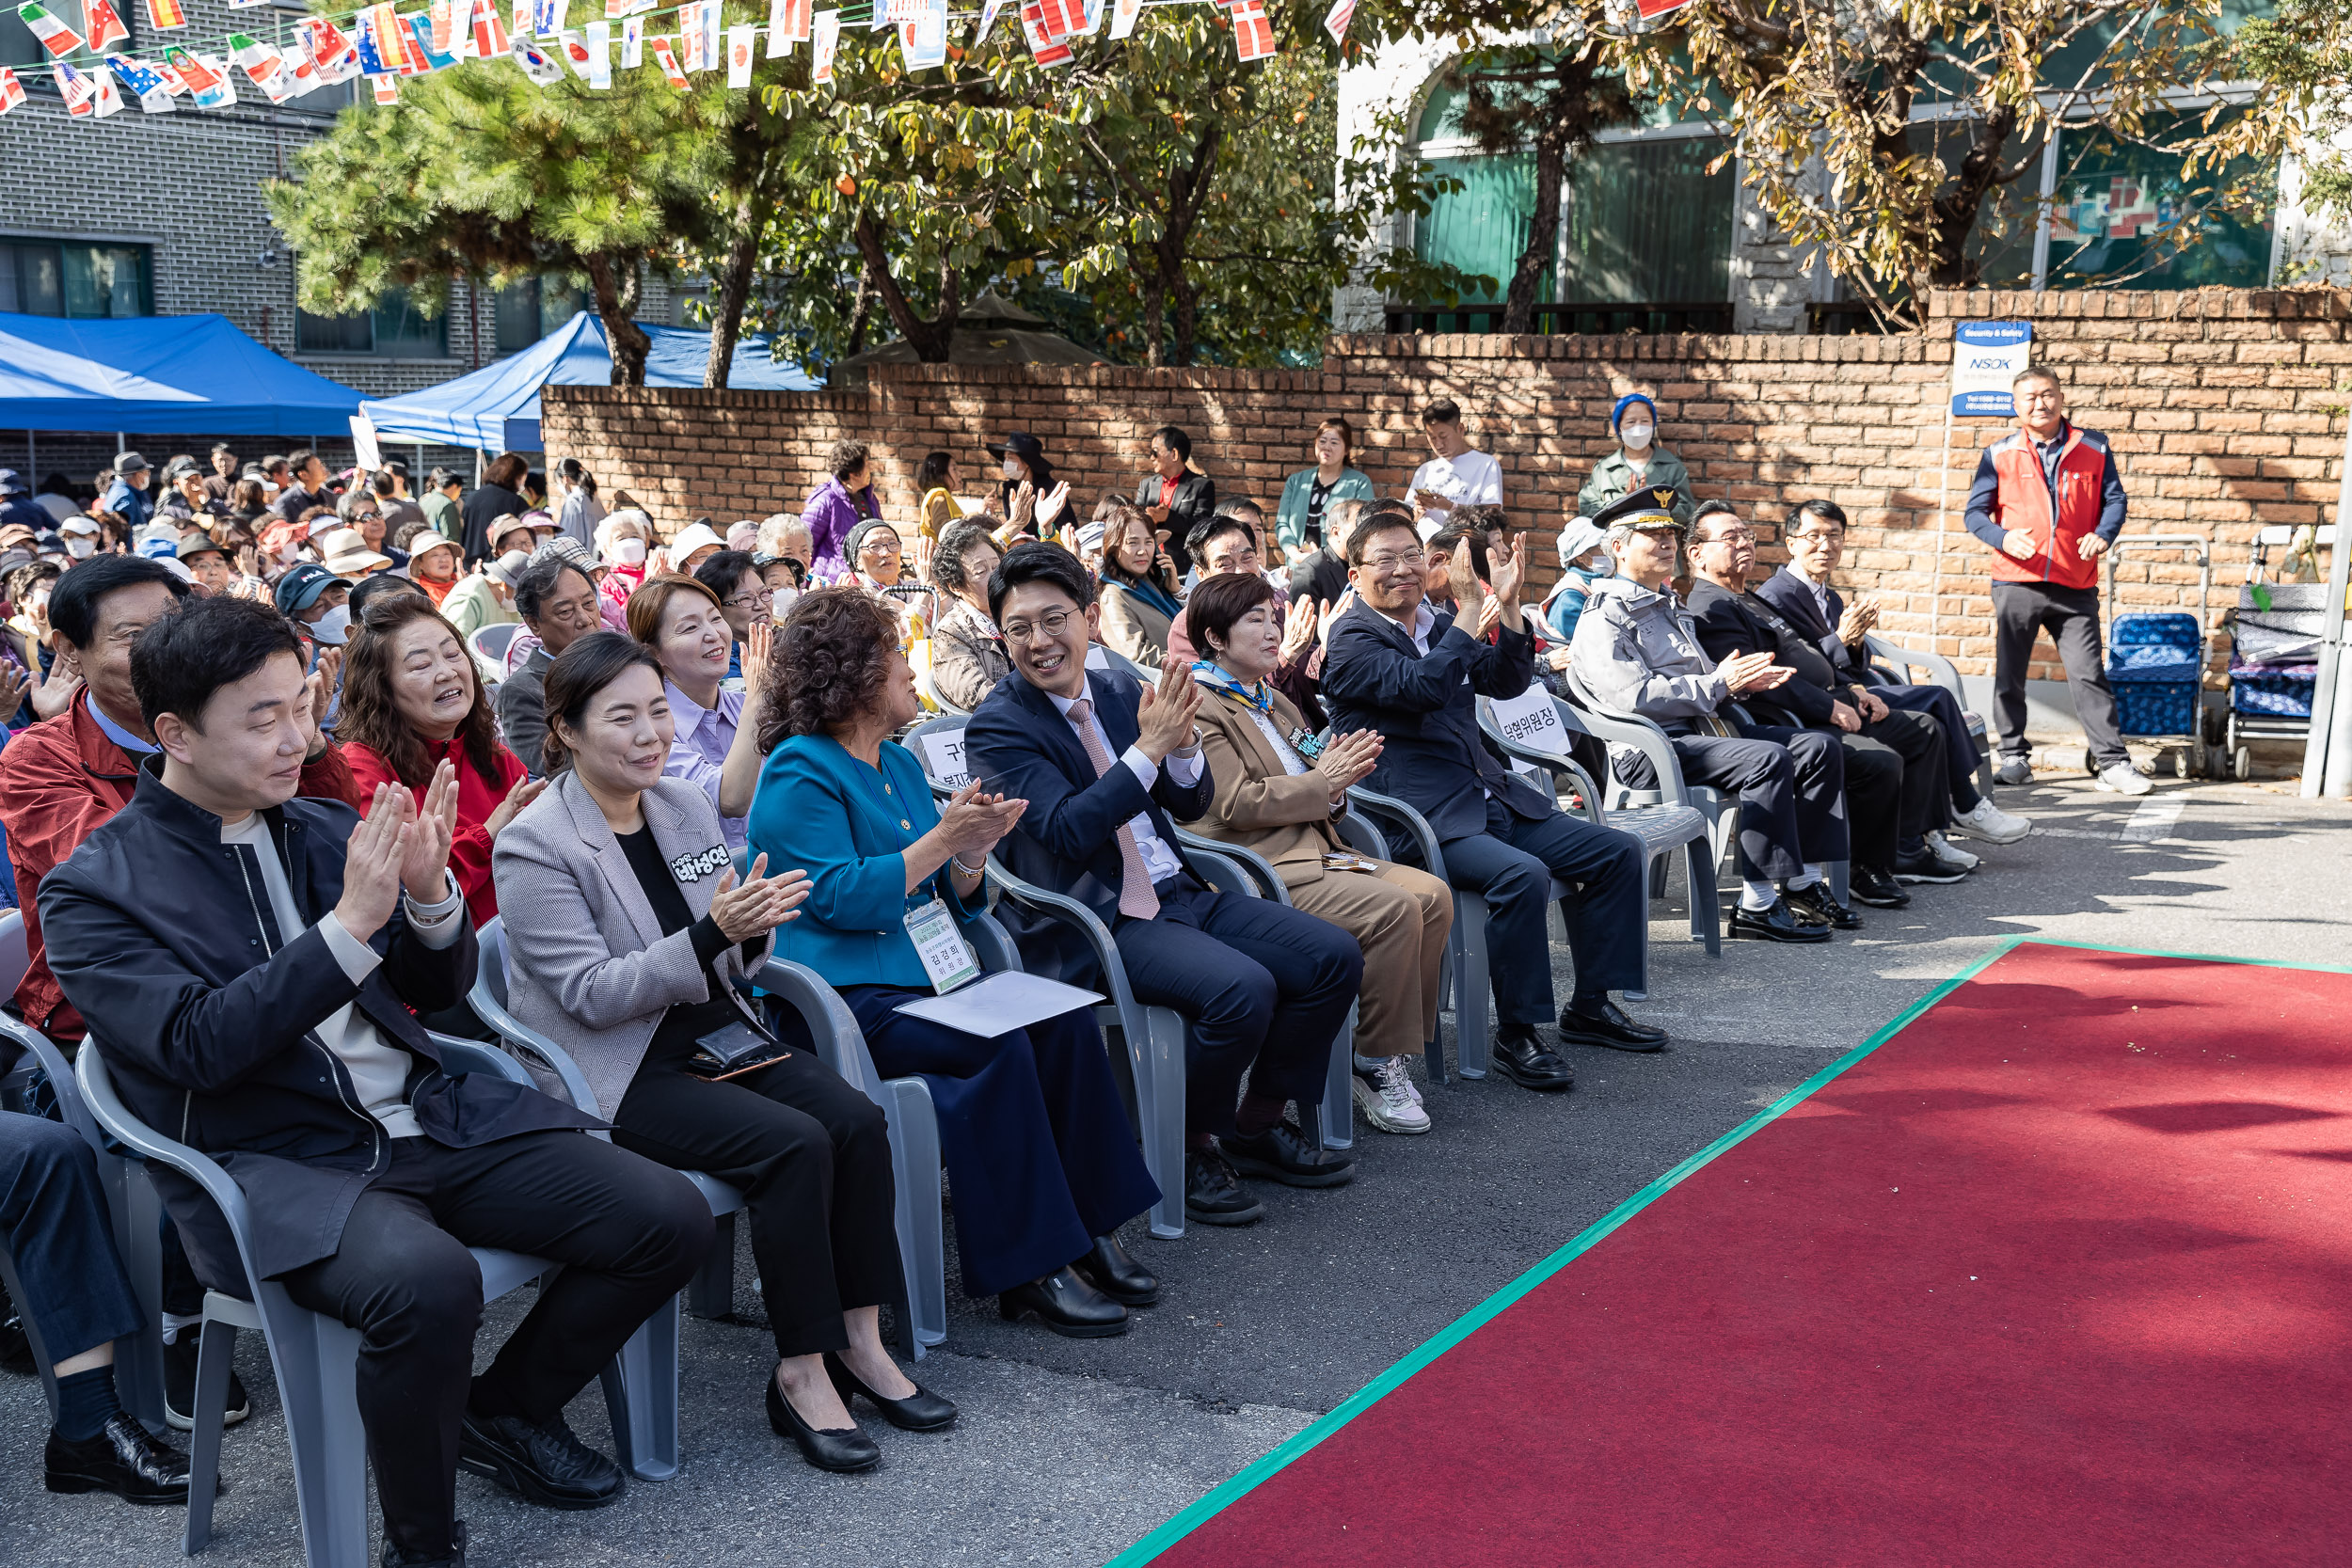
[1122,942,2352,1567]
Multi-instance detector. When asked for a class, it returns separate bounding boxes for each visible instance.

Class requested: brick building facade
[540,286,2348,684]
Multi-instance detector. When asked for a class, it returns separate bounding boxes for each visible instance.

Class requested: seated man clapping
[1565,491,1845,944]
[41,597,709,1568]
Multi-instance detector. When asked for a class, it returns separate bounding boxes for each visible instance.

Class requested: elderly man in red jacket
[1963,364,2150,798]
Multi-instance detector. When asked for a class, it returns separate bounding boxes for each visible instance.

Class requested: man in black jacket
[1136,425,1216,578]
[1683,503,1947,912]
[40,596,709,1568]
[964,544,1359,1232]
[1320,512,1660,1092]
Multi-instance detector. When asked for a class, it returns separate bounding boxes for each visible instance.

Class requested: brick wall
[541,286,2352,680]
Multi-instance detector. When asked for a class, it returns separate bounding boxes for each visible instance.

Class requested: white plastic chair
[467,624,521,689]
[76,1037,654,1567]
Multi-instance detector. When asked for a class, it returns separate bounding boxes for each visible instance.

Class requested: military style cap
[1590,486,1685,533]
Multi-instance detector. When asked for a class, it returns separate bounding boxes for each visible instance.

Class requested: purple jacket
[800,477,882,582]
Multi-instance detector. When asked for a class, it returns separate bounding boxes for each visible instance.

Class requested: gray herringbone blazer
[492,770,771,1118]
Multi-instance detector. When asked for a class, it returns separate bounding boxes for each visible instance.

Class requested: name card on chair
[919,727,972,790]
[1489,683,1573,760]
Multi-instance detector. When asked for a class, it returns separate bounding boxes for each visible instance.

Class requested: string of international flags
[0,0,1356,119]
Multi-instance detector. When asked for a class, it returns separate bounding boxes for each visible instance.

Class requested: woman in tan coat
[1094,499,1182,670]
[1176,572,1454,1135]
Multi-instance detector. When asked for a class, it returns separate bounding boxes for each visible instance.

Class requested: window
[493,277,587,352]
[1560,137,1734,304]
[295,290,450,357]
[0,239,151,316]
[2046,114,2276,290]
[1,0,134,70]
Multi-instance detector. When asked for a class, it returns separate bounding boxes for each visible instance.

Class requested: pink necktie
[1065,698,1160,920]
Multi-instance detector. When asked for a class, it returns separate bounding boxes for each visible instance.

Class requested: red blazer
[340,734,527,928]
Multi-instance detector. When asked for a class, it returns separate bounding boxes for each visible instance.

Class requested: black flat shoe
[382,1519,467,1568]
[1848,865,1911,909]
[164,1330,251,1432]
[0,1310,34,1375]
[1782,880,1863,931]
[998,1268,1130,1338]
[457,1410,624,1510]
[824,1353,958,1432]
[44,1414,193,1505]
[1184,1149,1265,1226]
[1489,1024,1575,1090]
[1220,1122,1355,1188]
[1893,849,1967,884]
[765,1374,881,1472]
[1727,896,1833,943]
[1556,998,1667,1053]
[1070,1234,1158,1307]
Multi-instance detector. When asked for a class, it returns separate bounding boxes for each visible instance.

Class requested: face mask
[312,604,351,644]
[770,586,800,622]
[65,537,97,560]
[611,538,647,566]
[277,540,303,563]
[1001,457,1021,481]
[1619,422,1654,451]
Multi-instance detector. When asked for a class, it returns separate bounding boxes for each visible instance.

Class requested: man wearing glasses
[1321,510,1661,1095]
[499,558,606,775]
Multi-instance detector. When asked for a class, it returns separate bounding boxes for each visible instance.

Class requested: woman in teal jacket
[748,588,1163,1339]
[1273,418,1376,562]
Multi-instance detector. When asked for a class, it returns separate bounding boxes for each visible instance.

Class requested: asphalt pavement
[4,768,2346,1568]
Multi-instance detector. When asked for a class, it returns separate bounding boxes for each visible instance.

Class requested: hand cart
[2101,534,2216,778]
[2218,524,2338,781]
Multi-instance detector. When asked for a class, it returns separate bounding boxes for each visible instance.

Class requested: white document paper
[893,971,1103,1040]
[917,726,971,790]
[348,413,382,471]
[1487,682,1572,760]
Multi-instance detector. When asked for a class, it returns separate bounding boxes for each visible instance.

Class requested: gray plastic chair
[470,917,949,1362]
[1477,691,1720,974]
[75,1036,651,1567]
[1864,630,1998,800]
[1337,785,1498,1082]
[905,713,1261,1239]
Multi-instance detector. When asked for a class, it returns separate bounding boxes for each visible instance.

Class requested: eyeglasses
[1359,552,1422,574]
[1698,529,1756,546]
[723,587,773,610]
[1000,609,1074,644]
[856,537,900,557]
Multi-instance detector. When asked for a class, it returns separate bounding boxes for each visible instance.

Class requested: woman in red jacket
[334,594,545,926]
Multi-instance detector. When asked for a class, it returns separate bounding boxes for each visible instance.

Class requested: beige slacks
[1284,861,1453,1059]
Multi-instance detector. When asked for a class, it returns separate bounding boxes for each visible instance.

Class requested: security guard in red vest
[1963,365,2149,796]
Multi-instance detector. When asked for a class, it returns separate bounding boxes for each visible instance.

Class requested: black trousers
[0,1110,145,1368]
[1843,705,1947,866]
[1990,580,2127,767]
[1114,878,1362,1138]
[1874,682,1983,811]
[612,1046,902,1359]
[1643,726,1847,880]
[1435,796,1646,1027]
[279,1132,709,1563]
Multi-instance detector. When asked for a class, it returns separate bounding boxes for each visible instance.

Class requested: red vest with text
[1981,424,2109,591]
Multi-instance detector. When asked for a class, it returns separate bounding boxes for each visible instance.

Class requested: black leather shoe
[1221,1122,1355,1188]
[0,1310,34,1375]
[164,1330,251,1431]
[1848,865,1911,909]
[1783,880,1863,931]
[457,1410,624,1510]
[1893,849,1967,884]
[766,1374,881,1472]
[1184,1149,1266,1226]
[1556,998,1667,1053]
[383,1519,467,1567]
[1728,896,1833,943]
[998,1268,1130,1338]
[1070,1234,1158,1307]
[825,1353,959,1431]
[44,1414,192,1505]
[1489,1024,1574,1090]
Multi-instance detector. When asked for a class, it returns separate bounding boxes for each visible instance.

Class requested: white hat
[1556,516,1609,571]
[316,527,393,578]
[59,515,102,536]
[669,521,726,561]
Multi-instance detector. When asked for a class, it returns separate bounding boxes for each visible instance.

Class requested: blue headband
[1612,393,1657,433]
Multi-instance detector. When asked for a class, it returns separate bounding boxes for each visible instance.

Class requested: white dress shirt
[221,814,465,1138]
[1047,688,1204,885]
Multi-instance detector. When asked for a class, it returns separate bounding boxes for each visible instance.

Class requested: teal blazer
[749,734,978,991]
[1274,466,1375,555]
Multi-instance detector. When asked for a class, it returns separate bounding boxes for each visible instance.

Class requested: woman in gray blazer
[494,632,955,1475]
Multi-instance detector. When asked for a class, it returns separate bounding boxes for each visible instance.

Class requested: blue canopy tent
[359,311,815,451]
[0,311,365,436]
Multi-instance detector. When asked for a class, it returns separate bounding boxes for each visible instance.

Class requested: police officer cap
[1589,486,1685,533]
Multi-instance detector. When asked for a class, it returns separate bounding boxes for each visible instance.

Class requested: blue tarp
[0,311,367,436]
[360,311,816,451]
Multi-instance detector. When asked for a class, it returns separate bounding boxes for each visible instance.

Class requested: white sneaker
[2095,761,2153,797]
[1925,831,1979,872]
[1951,798,2031,845]
[1352,1056,1431,1135]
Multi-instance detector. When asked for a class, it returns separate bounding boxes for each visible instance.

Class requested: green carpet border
[1103,935,2037,1568]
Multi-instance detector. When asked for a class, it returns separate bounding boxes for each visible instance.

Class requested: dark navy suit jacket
[1753,567,1871,685]
[961,666,1216,979]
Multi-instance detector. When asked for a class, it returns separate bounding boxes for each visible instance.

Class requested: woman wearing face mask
[1540,515,1613,651]
[596,511,655,621]
[1576,393,1695,530]
[335,593,546,928]
[985,432,1055,531]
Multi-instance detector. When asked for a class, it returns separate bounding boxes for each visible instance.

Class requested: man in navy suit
[1752,500,2029,847]
[1320,509,1661,1093]
[963,543,1361,1227]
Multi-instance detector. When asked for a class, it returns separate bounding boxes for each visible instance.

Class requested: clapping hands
[1313,727,1382,802]
[708,854,813,942]
[1135,657,1202,763]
